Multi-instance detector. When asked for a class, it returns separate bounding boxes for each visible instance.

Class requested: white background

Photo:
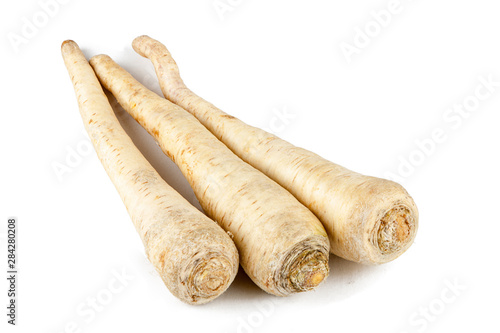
[1,0,499,332]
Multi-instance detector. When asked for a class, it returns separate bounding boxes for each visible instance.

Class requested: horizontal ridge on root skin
[61,40,238,305]
[89,53,330,296]
[132,35,419,265]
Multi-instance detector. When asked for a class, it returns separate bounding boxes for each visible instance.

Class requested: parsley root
[132,35,419,264]
[89,54,330,296]
[62,40,238,304]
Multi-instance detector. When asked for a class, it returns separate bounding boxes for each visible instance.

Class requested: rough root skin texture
[89,53,330,297]
[131,35,419,265]
[275,236,329,295]
[376,205,413,255]
[181,252,234,302]
[62,40,238,305]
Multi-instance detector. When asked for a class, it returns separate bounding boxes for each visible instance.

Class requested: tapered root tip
[133,35,151,44]
[61,39,76,48]
[132,35,154,57]
[61,40,79,54]
[89,54,112,67]
[275,236,330,295]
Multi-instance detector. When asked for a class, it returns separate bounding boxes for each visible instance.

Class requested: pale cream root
[132,35,419,265]
[89,54,330,296]
[61,40,238,304]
